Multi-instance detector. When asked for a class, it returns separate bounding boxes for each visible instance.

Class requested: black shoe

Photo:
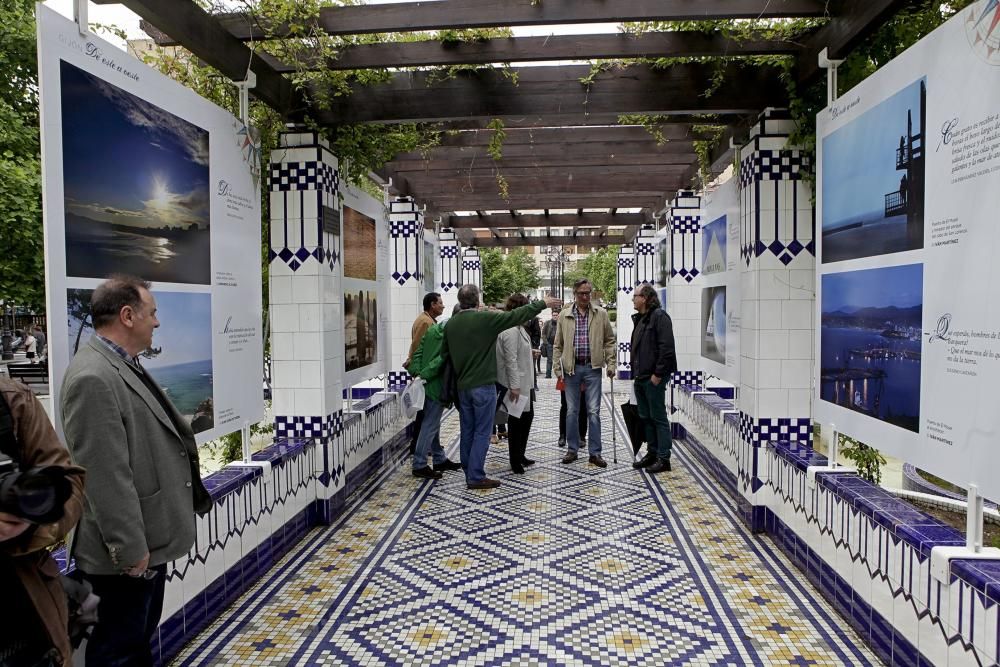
[511,464,525,474]
[646,459,671,474]
[521,458,536,466]
[561,451,578,464]
[412,466,442,479]
[557,437,566,448]
[435,459,462,472]
[588,455,608,468]
[467,478,501,490]
[632,453,658,470]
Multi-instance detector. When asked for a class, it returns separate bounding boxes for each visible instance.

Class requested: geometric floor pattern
[173,378,881,666]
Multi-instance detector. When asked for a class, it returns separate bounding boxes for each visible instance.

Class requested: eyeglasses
[576,291,592,297]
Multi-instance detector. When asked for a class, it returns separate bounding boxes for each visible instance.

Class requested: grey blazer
[61,337,212,575]
[496,326,535,397]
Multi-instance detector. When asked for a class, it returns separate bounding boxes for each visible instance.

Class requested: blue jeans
[565,365,603,455]
[634,378,672,460]
[412,396,448,470]
[458,384,497,483]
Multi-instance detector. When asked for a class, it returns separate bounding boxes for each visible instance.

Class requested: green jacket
[406,321,446,402]
[443,300,546,390]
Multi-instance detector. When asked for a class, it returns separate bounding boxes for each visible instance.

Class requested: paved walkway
[174,378,879,666]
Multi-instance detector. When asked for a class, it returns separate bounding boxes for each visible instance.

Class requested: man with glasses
[61,275,212,666]
[553,278,616,467]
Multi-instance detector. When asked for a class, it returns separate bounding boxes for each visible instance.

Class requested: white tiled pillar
[387,198,424,385]
[667,190,706,395]
[737,109,815,449]
[267,131,345,509]
[616,246,636,378]
[438,228,462,314]
[461,247,482,296]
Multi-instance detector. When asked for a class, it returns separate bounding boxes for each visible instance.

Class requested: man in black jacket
[629,284,678,474]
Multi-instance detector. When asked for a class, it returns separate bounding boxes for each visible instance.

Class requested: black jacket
[630,305,678,381]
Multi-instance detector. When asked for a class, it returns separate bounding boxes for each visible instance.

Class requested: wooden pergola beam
[464,234,630,249]
[383,153,698,174]
[431,125,707,147]
[447,212,647,229]
[418,194,665,211]
[202,1,832,40]
[248,32,803,71]
[397,164,691,182]
[312,63,787,125]
[93,0,302,115]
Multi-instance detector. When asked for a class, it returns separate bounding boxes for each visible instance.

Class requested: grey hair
[457,284,480,310]
[636,283,661,310]
[452,303,464,316]
[573,278,592,293]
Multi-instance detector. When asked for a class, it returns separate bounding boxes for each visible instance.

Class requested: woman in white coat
[496,293,538,473]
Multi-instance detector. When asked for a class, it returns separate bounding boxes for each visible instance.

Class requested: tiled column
[615,246,636,379]
[438,228,462,314]
[737,109,815,448]
[267,131,345,520]
[667,191,706,401]
[387,197,424,385]
[461,248,482,296]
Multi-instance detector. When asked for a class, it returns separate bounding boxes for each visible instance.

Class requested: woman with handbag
[495,294,537,474]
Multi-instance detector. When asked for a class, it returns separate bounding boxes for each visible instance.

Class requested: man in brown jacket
[0,377,86,666]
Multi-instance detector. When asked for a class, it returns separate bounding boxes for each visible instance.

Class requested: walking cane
[610,375,617,464]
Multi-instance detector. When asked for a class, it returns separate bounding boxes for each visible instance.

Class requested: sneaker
[467,478,501,490]
[557,437,566,448]
[435,459,462,472]
[588,455,608,468]
[632,453,658,470]
[561,451,578,464]
[413,466,442,480]
[646,459,671,474]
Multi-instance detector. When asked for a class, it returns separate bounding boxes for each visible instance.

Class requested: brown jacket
[552,304,616,378]
[1,378,86,666]
[405,311,436,367]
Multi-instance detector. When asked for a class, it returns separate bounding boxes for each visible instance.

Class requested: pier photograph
[701,286,727,364]
[822,78,926,263]
[820,264,923,432]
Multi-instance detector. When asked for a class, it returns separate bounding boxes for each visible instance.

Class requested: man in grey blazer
[61,275,212,666]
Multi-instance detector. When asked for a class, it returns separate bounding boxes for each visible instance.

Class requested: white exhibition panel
[815,0,1000,500]
[37,6,264,445]
[699,178,741,385]
[339,182,389,387]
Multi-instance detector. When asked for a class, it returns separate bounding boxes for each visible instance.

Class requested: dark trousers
[409,409,424,454]
[82,564,167,667]
[559,389,588,440]
[505,395,534,466]
[634,378,672,460]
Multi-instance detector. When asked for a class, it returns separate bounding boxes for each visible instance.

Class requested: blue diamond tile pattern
[174,379,878,666]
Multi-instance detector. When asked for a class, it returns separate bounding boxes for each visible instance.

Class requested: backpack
[0,391,99,650]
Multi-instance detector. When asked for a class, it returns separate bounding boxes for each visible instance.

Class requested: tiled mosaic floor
[173,378,880,666]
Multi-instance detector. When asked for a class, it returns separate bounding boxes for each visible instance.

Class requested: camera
[0,454,72,524]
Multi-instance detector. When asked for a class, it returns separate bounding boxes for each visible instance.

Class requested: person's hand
[124,552,150,577]
[607,368,616,379]
[651,374,662,386]
[543,296,562,311]
[508,388,521,403]
[532,348,541,359]
[0,512,31,542]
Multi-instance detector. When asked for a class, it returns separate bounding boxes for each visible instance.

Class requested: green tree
[479,248,541,306]
[0,0,44,309]
[564,245,620,303]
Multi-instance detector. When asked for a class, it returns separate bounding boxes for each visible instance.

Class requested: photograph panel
[343,206,377,280]
[60,60,211,284]
[700,286,727,364]
[822,78,926,263]
[66,288,215,434]
[819,264,923,432]
[344,289,378,371]
[702,215,727,275]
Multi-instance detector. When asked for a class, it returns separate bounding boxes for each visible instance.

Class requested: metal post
[74,0,89,36]
[241,422,252,463]
[818,48,845,107]
[967,484,984,553]
[829,424,839,467]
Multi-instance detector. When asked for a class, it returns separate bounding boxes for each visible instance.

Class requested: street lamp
[1,302,13,361]
[544,246,569,303]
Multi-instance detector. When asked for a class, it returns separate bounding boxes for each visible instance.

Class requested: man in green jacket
[406,318,462,479]
[443,285,561,489]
